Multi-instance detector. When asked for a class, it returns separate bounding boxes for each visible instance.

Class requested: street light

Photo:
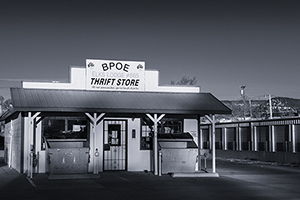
[240,85,246,97]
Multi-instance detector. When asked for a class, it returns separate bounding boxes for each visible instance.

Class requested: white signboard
[86,59,145,91]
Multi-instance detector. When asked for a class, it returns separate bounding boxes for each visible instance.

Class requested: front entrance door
[103,120,127,170]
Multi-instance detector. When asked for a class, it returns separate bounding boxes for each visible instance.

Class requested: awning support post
[197,116,201,172]
[9,119,13,168]
[27,112,41,178]
[85,113,105,174]
[146,113,165,175]
[205,114,216,173]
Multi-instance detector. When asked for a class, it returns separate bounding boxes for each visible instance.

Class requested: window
[41,116,89,149]
[159,118,183,134]
[140,118,153,150]
[140,118,183,150]
[108,124,121,146]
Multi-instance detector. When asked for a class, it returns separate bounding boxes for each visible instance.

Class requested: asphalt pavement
[1,157,300,200]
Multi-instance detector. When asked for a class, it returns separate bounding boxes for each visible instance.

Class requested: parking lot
[1,158,300,200]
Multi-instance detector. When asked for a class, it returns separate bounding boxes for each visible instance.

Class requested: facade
[0,59,231,177]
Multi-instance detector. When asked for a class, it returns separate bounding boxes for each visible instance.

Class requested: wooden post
[93,113,97,174]
[27,112,32,177]
[254,126,257,151]
[197,116,201,172]
[271,125,275,152]
[27,112,40,178]
[146,113,165,175]
[85,113,105,174]
[291,124,296,153]
[205,114,216,173]
[9,120,13,168]
[250,123,254,151]
[212,115,216,173]
[238,126,241,151]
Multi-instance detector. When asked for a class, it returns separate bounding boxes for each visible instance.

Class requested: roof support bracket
[85,113,105,125]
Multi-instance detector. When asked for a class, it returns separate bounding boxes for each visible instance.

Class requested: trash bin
[47,139,89,175]
[158,132,198,174]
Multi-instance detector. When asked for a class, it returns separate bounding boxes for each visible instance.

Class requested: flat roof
[3,88,231,117]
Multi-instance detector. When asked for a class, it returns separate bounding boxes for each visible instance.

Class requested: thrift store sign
[86,59,145,91]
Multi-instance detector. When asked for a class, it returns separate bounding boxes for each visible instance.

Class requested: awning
[4,88,231,117]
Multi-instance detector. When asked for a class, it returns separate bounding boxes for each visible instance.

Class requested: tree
[0,96,12,116]
[0,96,4,116]
[170,76,197,85]
[2,99,12,113]
[0,96,5,138]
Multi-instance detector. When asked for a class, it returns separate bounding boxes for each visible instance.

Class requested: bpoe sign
[86,59,145,91]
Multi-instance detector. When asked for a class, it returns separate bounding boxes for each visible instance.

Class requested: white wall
[23,66,200,93]
[23,67,86,90]
[127,118,152,171]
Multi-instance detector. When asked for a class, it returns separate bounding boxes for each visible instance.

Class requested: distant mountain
[219,97,300,121]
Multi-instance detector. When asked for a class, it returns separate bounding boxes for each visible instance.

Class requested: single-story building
[0,59,231,177]
[200,117,300,164]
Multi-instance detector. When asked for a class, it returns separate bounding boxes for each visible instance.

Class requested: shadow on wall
[0,136,4,149]
[0,157,5,167]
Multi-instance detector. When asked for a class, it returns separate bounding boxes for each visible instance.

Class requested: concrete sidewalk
[1,157,300,200]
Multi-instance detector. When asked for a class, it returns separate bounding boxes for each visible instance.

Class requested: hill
[220,97,300,121]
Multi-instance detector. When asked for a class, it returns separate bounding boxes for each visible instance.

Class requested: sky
[1,0,300,100]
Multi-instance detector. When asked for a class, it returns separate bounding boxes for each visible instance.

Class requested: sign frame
[86,59,145,91]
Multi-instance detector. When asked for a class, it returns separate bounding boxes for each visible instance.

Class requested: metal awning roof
[5,88,231,116]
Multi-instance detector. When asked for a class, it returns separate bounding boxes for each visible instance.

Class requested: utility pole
[268,94,273,119]
[240,86,246,120]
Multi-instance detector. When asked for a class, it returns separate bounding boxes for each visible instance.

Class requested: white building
[0,59,231,178]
